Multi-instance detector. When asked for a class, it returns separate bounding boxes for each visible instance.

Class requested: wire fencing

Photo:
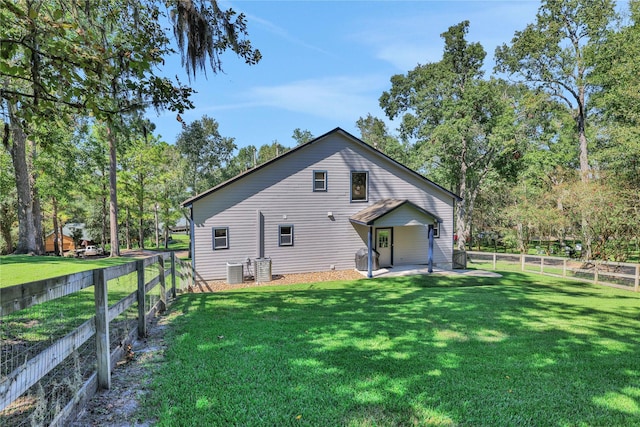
[0,252,192,427]
[467,251,639,291]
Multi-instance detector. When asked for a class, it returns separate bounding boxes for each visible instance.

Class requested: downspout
[428,224,434,273]
[190,206,195,287]
[367,226,373,278]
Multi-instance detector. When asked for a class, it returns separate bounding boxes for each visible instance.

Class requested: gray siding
[191,132,455,280]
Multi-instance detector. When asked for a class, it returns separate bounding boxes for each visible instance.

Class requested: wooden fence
[0,252,193,426]
[467,251,639,292]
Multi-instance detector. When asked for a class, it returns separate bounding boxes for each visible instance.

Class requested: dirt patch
[69,316,168,427]
[189,269,365,292]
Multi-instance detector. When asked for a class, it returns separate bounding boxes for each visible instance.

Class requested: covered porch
[349,199,442,278]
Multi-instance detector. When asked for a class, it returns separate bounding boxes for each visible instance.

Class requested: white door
[376,228,392,267]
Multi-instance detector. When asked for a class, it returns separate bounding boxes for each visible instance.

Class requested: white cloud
[349,1,540,71]
[240,75,389,121]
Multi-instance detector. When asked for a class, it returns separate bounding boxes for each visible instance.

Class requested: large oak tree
[380,21,525,251]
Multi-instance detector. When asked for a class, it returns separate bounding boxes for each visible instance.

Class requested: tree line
[2,0,639,262]
[367,0,639,261]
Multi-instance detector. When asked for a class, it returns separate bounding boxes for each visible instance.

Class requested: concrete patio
[357,264,502,278]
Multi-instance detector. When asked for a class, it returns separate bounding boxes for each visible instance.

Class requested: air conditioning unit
[226,262,244,284]
[254,257,272,283]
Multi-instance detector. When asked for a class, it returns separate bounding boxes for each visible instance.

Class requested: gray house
[182,128,459,280]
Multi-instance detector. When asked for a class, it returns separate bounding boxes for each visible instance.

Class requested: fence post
[594,261,599,284]
[159,256,167,312]
[137,260,146,338]
[563,259,567,278]
[93,268,111,390]
[635,264,639,292]
[171,252,177,298]
[492,253,496,270]
[521,254,525,272]
[540,256,544,274]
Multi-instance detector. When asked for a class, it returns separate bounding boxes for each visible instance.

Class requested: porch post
[428,224,434,273]
[189,207,195,287]
[367,226,373,278]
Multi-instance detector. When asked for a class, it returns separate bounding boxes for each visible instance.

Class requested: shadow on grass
[148,274,640,426]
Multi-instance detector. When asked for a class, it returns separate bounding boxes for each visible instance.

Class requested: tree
[152,143,187,248]
[356,114,410,166]
[380,21,526,251]
[0,147,16,254]
[257,141,289,164]
[176,115,236,195]
[590,0,640,190]
[120,127,163,249]
[495,0,616,184]
[34,115,83,256]
[292,128,314,145]
[1,0,261,254]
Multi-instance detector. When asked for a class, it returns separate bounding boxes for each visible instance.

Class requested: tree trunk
[516,222,526,254]
[0,203,13,254]
[101,193,108,248]
[137,175,144,249]
[126,207,131,249]
[52,196,60,255]
[154,203,160,248]
[59,222,64,256]
[577,85,593,260]
[456,161,468,251]
[7,102,37,254]
[163,221,170,249]
[29,137,44,254]
[107,124,120,256]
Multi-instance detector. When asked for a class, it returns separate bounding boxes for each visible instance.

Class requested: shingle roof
[349,199,441,226]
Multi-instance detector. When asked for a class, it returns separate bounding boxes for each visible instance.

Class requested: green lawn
[142,272,640,426]
[0,255,135,287]
[144,233,190,254]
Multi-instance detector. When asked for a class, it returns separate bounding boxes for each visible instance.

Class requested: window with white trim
[431,223,440,238]
[279,225,294,246]
[212,227,229,250]
[351,171,368,202]
[313,170,327,192]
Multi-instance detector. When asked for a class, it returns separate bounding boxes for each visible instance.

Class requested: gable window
[212,227,229,250]
[313,170,327,192]
[279,225,294,246]
[351,171,368,202]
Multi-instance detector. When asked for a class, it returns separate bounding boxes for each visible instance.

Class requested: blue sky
[147,1,541,149]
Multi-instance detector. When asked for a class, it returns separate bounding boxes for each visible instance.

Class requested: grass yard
[142,272,640,426]
[144,233,191,254]
[0,254,134,287]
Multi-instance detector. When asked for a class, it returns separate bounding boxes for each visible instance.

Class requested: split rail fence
[0,253,193,426]
[467,251,639,292]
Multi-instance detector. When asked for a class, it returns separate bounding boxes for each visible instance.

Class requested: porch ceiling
[349,198,441,226]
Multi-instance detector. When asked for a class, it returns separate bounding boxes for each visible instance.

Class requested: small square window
[351,171,368,202]
[313,170,327,192]
[430,223,440,239]
[279,225,294,246]
[212,227,229,250]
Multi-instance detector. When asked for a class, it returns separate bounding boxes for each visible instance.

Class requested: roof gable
[182,127,460,207]
[349,199,442,226]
